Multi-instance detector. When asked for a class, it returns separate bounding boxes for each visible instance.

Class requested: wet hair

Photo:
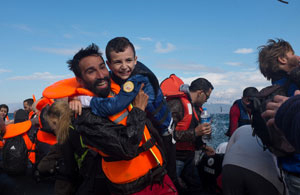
[67,43,104,78]
[258,39,294,80]
[45,101,73,144]
[23,98,34,106]
[189,78,214,93]
[243,87,258,97]
[105,37,136,63]
[0,104,9,119]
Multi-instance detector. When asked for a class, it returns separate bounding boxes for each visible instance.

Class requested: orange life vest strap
[4,120,32,139]
[28,111,35,120]
[22,133,36,164]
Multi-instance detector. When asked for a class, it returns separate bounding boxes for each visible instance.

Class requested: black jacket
[74,107,148,161]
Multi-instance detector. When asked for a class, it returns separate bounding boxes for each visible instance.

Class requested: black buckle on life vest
[138,137,156,154]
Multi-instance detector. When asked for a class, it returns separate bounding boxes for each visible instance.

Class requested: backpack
[249,84,295,157]
[2,135,28,175]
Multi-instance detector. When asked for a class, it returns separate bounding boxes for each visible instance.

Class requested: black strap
[137,137,156,154]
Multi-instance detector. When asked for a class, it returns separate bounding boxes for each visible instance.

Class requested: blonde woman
[39,100,91,195]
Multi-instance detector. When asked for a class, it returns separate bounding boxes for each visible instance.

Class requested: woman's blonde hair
[45,100,73,144]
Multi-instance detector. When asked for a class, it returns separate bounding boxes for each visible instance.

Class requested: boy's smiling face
[107,46,137,80]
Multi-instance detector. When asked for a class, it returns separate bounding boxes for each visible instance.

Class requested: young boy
[79,37,173,136]
[78,37,178,183]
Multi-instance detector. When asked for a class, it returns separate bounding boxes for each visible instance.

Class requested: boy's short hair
[106,37,135,63]
[67,43,103,78]
[258,39,294,80]
[189,78,214,93]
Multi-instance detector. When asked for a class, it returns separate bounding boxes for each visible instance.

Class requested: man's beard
[288,56,300,69]
[85,76,111,98]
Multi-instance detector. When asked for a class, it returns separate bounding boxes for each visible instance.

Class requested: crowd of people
[0,37,300,195]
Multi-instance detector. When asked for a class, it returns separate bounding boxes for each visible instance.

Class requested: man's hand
[132,84,148,111]
[69,98,82,116]
[195,123,211,136]
[261,90,300,127]
[261,95,288,122]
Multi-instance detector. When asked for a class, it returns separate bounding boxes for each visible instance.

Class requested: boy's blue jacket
[90,61,172,134]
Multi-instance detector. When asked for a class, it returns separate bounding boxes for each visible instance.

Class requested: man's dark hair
[243,87,258,97]
[258,38,294,80]
[23,98,34,106]
[189,78,214,93]
[67,43,103,78]
[106,37,135,63]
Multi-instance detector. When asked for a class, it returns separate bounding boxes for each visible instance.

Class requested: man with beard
[258,39,300,195]
[67,44,177,195]
[258,39,300,96]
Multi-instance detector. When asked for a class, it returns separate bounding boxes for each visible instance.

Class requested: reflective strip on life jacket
[3,120,32,139]
[37,130,57,145]
[109,109,129,126]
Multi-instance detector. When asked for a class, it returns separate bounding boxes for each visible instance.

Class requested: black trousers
[222,164,280,195]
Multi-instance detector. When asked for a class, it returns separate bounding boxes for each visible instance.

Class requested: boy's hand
[133,84,148,111]
[69,99,82,116]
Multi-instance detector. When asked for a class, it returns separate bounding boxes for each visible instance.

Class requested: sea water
[207,113,229,149]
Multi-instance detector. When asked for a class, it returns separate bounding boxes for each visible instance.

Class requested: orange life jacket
[35,103,57,146]
[43,77,164,184]
[36,130,57,145]
[100,81,163,184]
[5,115,9,121]
[160,74,201,151]
[175,95,200,151]
[4,120,36,164]
[28,111,35,120]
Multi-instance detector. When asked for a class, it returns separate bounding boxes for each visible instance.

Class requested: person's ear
[76,77,84,87]
[278,56,287,65]
[134,56,137,65]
